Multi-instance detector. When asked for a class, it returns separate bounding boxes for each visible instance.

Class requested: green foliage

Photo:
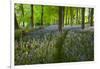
[15,4,94,28]
[34,5,42,24]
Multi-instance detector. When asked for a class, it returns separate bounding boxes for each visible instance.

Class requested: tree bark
[66,7,68,25]
[79,8,81,24]
[20,4,24,27]
[31,4,34,28]
[88,8,91,25]
[90,8,94,26]
[67,7,69,24]
[76,8,78,24]
[15,13,19,29]
[70,7,73,26]
[81,8,85,29]
[58,6,65,32]
[41,5,44,28]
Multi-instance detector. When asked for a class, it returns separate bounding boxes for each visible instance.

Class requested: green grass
[15,30,94,65]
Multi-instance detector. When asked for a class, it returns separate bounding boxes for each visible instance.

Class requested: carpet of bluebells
[15,30,94,65]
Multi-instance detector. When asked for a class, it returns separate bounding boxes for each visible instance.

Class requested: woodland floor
[15,24,94,65]
[26,24,94,37]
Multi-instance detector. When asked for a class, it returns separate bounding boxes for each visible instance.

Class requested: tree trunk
[15,13,19,29]
[81,8,85,29]
[76,8,78,24]
[90,8,94,26]
[70,7,73,26]
[58,6,65,32]
[67,7,69,24]
[41,5,44,28]
[31,4,34,28]
[88,8,91,25]
[20,4,24,27]
[66,7,68,25]
[79,8,81,24]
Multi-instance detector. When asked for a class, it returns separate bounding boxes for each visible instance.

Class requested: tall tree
[58,6,65,31]
[66,7,68,25]
[15,13,19,29]
[90,8,94,26]
[30,4,34,28]
[76,8,78,24]
[41,5,44,28]
[81,8,85,29]
[20,4,24,27]
[78,8,81,24]
[70,7,73,26]
[88,8,91,25]
[67,7,70,24]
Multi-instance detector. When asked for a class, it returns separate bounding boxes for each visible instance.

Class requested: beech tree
[81,8,85,29]
[90,8,94,26]
[41,5,44,28]
[30,4,34,28]
[15,13,19,29]
[20,4,24,27]
[58,6,65,31]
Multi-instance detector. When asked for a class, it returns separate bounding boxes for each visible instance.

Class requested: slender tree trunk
[67,15,69,24]
[88,8,91,25]
[79,8,81,24]
[58,6,65,32]
[41,5,44,28]
[90,8,94,26]
[20,4,24,27]
[31,4,34,28]
[66,7,68,25]
[62,7,65,27]
[69,7,70,25]
[15,13,19,29]
[70,7,73,26]
[76,8,78,24]
[67,7,69,24]
[81,8,85,29]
